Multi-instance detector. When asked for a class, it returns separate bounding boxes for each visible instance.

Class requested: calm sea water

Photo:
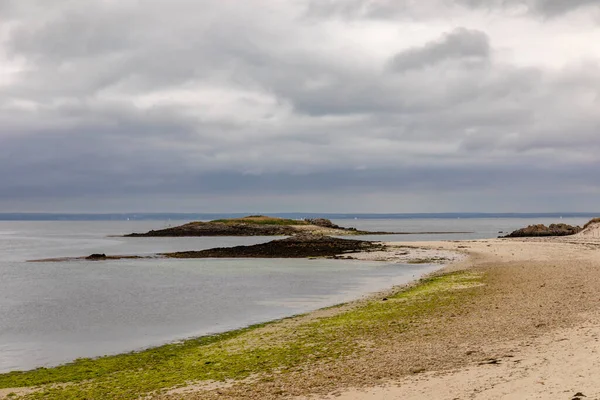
[0,217,591,373]
[335,217,592,242]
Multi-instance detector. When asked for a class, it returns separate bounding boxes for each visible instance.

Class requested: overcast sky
[1,0,599,213]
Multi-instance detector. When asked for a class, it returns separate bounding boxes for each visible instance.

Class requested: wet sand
[163,236,600,399]
[304,237,600,400]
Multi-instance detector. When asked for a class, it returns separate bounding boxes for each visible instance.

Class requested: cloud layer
[1,0,599,212]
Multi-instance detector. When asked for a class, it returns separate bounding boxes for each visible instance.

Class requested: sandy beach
[3,0,599,397]
[305,236,600,400]
[191,235,600,399]
[3,233,600,399]
[143,234,600,399]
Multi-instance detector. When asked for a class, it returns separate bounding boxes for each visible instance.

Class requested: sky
[1,0,599,213]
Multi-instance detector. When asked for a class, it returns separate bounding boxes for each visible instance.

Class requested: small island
[501,223,583,238]
[501,217,600,238]
[124,215,466,237]
[29,234,463,264]
[30,235,385,262]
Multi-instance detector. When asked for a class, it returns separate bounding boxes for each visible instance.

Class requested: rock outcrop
[86,253,107,260]
[502,223,582,238]
[161,235,384,258]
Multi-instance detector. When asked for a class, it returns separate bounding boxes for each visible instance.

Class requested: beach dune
[575,218,600,238]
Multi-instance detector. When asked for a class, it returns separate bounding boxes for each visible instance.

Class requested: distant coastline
[1,212,599,221]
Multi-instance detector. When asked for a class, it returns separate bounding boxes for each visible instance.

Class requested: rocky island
[502,223,583,238]
[501,218,600,238]
[124,215,383,237]
[124,215,467,237]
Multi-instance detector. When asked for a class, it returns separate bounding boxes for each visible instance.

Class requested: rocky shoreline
[29,235,385,262]
[162,235,384,259]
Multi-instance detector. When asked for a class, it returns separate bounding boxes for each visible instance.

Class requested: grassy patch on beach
[583,217,600,229]
[0,271,483,399]
[210,216,309,226]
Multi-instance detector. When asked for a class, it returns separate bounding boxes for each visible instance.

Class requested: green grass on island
[0,271,484,399]
[209,216,310,226]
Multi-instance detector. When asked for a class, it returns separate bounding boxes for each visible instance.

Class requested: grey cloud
[7,10,135,61]
[457,0,600,16]
[305,0,388,20]
[389,28,490,72]
[306,0,600,19]
[1,1,600,211]
[3,2,264,98]
[532,0,600,16]
[304,0,444,20]
[2,137,597,199]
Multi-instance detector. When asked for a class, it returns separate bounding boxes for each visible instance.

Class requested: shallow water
[0,221,441,373]
[331,217,591,242]
[0,217,590,373]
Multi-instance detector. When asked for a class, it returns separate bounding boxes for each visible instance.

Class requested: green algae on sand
[0,271,483,400]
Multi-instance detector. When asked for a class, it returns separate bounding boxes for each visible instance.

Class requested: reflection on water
[1,217,589,373]
[0,221,441,373]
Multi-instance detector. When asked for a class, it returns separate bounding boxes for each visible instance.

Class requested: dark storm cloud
[2,143,598,200]
[1,0,599,211]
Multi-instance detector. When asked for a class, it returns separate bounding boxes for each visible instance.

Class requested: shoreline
[28,236,466,263]
[0,245,462,399]
[3,250,455,375]
[305,236,600,400]
[3,236,600,399]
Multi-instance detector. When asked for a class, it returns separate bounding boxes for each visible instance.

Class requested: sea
[0,213,596,373]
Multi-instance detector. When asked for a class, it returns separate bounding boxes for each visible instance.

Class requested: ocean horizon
[1,212,599,221]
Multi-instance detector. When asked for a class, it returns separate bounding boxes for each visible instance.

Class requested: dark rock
[162,235,385,259]
[502,223,582,238]
[304,218,340,229]
[86,253,107,260]
[478,358,500,365]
